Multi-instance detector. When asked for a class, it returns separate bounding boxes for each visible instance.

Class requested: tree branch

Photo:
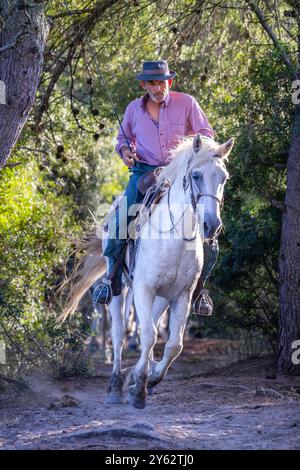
[35,0,119,128]
[49,8,94,20]
[245,0,294,73]
[274,163,287,170]
[34,44,76,129]
[17,146,49,154]
[270,197,286,212]
[0,373,27,390]
[4,162,23,168]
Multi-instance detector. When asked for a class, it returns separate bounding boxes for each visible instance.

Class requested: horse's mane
[157,135,225,186]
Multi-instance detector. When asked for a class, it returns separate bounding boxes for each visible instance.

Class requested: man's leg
[192,238,219,316]
[94,164,158,305]
[103,171,143,259]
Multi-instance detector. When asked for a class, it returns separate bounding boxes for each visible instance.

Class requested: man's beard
[148,90,168,103]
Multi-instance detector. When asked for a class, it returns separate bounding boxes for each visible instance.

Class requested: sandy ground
[0,338,300,450]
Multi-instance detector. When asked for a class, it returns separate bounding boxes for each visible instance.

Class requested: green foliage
[199,46,291,344]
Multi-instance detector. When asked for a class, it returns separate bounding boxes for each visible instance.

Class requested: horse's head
[190,134,234,240]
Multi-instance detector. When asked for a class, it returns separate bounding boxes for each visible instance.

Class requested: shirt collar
[164,93,170,107]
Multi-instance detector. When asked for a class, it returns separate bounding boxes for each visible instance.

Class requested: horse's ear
[193,133,202,152]
[220,137,234,158]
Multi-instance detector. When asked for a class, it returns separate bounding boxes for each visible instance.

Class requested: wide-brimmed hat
[136,60,176,81]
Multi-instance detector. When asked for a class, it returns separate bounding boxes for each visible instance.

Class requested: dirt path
[1,339,300,450]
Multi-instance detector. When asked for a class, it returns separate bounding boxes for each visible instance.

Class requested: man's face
[141,79,172,104]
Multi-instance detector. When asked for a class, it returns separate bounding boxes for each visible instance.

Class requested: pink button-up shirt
[115,91,214,166]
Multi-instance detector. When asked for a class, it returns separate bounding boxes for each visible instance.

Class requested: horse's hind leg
[127,286,157,409]
[148,291,191,388]
[107,289,127,404]
[127,312,140,352]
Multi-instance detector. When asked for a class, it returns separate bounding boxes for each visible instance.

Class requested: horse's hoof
[106,392,124,404]
[147,386,155,396]
[148,376,160,388]
[127,386,146,409]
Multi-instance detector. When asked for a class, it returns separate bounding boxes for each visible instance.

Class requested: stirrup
[93,278,113,305]
[192,288,213,316]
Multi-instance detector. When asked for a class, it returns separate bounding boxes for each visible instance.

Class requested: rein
[167,186,198,241]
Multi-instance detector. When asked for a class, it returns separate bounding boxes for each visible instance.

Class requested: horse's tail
[58,231,106,322]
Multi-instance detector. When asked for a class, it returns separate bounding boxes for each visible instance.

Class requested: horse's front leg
[107,289,127,404]
[127,286,157,409]
[148,290,191,388]
[146,296,169,394]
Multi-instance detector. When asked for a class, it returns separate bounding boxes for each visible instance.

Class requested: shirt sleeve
[188,98,214,138]
[115,102,136,158]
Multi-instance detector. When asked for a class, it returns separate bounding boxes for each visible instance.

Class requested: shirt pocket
[170,123,185,149]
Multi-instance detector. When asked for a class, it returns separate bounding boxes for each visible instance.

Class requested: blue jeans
[103,162,158,260]
[202,238,219,285]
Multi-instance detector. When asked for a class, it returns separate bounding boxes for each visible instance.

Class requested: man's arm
[115,102,139,167]
[188,97,214,138]
[115,102,136,158]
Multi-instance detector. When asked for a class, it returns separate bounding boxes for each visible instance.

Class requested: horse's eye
[192,170,202,180]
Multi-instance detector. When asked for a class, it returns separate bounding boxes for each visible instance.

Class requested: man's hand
[121,146,139,168]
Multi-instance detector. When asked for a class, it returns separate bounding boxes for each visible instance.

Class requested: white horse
[61,134,233,409]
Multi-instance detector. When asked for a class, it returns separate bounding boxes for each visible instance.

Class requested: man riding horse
[94,60,219,315]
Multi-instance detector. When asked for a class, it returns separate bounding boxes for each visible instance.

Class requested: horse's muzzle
[204,215,221,239]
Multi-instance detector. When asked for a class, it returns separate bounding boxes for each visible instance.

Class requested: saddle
[137,168,162,195]
[103,168,166,233]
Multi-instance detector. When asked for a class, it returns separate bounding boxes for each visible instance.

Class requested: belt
[132,162,159,171]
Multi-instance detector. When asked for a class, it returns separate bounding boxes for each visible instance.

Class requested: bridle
[187,170,224,214]
[167,157,224,241]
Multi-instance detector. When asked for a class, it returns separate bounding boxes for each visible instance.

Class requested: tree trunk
[278,99,300,374]
[278,1,300,374]
[0,1,49,169]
